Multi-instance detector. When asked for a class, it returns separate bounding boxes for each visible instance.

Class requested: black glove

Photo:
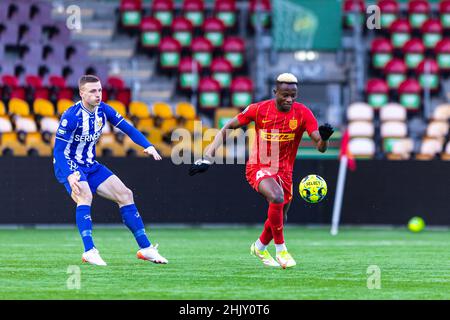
[319,123,334,141]
[189,159,212,176]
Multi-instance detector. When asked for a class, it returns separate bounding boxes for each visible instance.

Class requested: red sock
[268,203,284,244]
[259,218,273,245]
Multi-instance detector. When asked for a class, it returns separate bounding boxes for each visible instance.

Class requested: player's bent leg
[96,175,168,264]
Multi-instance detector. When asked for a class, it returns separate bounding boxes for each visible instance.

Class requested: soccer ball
[299,174,328,203]
[408,217,425,232]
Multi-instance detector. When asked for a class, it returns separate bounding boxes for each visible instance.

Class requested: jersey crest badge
[289,119,298,130]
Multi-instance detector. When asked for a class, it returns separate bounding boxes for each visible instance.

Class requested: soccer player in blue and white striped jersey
[53,75,168,266]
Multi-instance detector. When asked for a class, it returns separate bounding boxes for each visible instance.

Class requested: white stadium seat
[40,117,60,134]
[15,116,37,133]
[380,103,407,122]
[348,121,374,138]
[380,121,408,138]
[347,102,374,121]
[426,121,449,138]
[0,117,13,133]
[348,137,375,158]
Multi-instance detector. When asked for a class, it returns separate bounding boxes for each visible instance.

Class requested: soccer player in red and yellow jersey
[189,73,334,269]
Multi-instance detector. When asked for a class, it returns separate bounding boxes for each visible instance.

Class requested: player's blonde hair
[276,73,298,84]
[78,75,101,89]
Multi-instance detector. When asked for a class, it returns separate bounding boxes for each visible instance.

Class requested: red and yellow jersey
[237,99,318,175]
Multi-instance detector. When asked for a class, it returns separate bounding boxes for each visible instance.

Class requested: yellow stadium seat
[107,100,127,118]
[136,118,155,133]
[33,99,55,117]
[96,133,126,157]
[8,98,30,117]
[57,99,75,115]
[175,102,196,120]
[25,132,52,156]
[0,101,6,116]
[160,118,178,134]
[123,135,147,157]
[152,102,173,118]
[0,132,28,156]
[147,127,163,144]
[129,101,151,119]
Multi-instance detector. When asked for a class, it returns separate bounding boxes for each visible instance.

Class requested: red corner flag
[340,129,356,171]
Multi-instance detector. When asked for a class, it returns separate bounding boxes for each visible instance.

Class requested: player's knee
[117,188,134,205]
[268,191,284,204]
[77,189,93,205]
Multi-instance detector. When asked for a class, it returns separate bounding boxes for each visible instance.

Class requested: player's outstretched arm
[189,116,243,176]
[310,123,334,153]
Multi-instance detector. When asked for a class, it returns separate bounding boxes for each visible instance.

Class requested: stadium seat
[33,99,55,117]
[183,0,205,28]
[431,104,450,121]
[214,0,237,28]
[441,141,450,160]
[230,77,253,108]
[158,37,181,70]
[215,107,240,128]
[191,37,214,70]
[171,17,194,48]
[371,38,393,70]
[120,0,142,29]
[25,132,52,156]
[97,134,127,157]
[416,138,443,160]
[408,0,430,30]
[40,116,59,134]
[140,16,162,50]
[439,0,450,30]
[379,103,407,122]
[0,132,28,156]
[198,78,221,109]
[129,101,151,119]
[152,102,177,134]
[378,0,399,29]
[416,59,440,92]
[136,118,155,134]
[0,116,13,133]
[435,39,450,71]
[211,57,233,89]
[25,74,48,100]
[106,100,127,118]
[398,79,421,110]
[348,137,375,159]
[384,138,414,160]
[57,99,74,115]
[49,75,67,89]
[384,59,407,90]
[403,39,425,70]
[380,121,408,138]
[348,121,374,138]
[203,17,226,48]
[8,98,30,117]
[151,0,174,27]
[366,79,389,108]
[122,135,147,157]
[249,0,271,29]
[346,102,374,122]
[421,19,443,49]
[176,102,197,132]
[223,37,245,69]
[425,121,449,139]
[15,116,37,133]
[178,57,201,91]
[389,19,412,49]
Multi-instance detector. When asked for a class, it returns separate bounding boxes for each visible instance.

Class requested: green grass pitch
[0,226,448,299]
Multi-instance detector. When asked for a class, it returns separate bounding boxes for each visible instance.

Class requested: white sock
[255,239,267,251]
[275,243,287,253]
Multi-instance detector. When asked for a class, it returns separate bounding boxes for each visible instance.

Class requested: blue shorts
[54,162,114,195]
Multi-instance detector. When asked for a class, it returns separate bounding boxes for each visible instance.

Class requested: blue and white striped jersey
[55,101,124,166]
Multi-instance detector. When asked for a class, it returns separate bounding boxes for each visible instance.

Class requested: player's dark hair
[276,81,298,88]
[78,75,100,88]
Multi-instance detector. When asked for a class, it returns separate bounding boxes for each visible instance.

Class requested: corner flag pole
[330,154,348,236]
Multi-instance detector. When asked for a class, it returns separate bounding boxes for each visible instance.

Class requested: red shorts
[245,166,293,204]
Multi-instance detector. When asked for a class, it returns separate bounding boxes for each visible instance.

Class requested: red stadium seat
[378,0,399,29]
[158,37,182,70]
[223,37,245,69]
[49,75,66,89]
[25,74,49,100]
[140,16,162,50]
[214,0,237,29]
[183,0,205,28]
[384,59,407,90]
[435,39,450,71]
[366,79,389,108]
[151,0,174,27]
[403,39,425,70]
[371,38,393,69]
[408,0,430,30]
[203,17,226,48]
[249,0,271,29]
[416,59,440,92]
[171,17,194,48]
[230,77,253,108]
[439,0,450,30]
[191,37,214,70]
[1,74,26,100]
[421,19,443,49]
[178,57,201,91]
[107,76,125,90]
[198,78,221,109]
[398,79,421,111]
[211,57,233,89]
[120,0,142,29]
[389,19,412,49]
